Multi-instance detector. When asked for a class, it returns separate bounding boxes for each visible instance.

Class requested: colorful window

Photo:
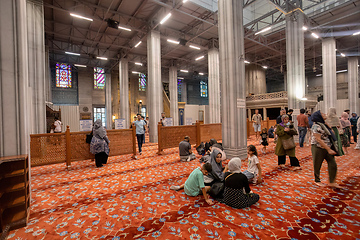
[178,79,182,95]
[200,81,208,97]
[56,63,72,88]
[93,107,106,127]
[94,67,106,89]
[139,73,146,91]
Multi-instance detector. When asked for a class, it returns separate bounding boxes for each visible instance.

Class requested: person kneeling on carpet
[224,158,260,209]
[179,136,196,162]
[170,163,213,205]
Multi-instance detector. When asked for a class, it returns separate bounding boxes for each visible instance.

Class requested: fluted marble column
[218,0,247,159]
[322,38,337,113]
[286,10,305,110]
[348,57,359,115]
[0,0,30,157]
[208,48,221,123]
[181,81,187,103]
[105,73,112,129]
[119,58,130,128]
[147,31,162,142]
[169,67,179,125]
[27,0,46,134]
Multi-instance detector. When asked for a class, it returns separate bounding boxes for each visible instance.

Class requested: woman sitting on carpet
[223,157,260,209]
[275,115,301,170]
[203,149,228,186]
[90,119,110,168]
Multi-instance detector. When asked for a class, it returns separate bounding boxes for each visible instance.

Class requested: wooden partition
[157,122,223,154]
[30,126,136,168]
[247,118,276,137]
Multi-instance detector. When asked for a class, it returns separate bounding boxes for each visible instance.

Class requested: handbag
[281,137,295,150]
[86,131,93,144]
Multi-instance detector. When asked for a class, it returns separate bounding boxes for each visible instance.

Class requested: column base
[224,147,248,160]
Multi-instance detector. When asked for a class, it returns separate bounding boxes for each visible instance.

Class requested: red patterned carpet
[8,137,360,239]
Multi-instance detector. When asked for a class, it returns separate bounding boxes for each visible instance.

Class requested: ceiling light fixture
[199,73,204,75]
[302,26,308,31]
[134,41,142,48]
[70,13,93,22]
[189,45,200,50]
[132,71,140,74]
[340,53,346,57]
[178,77,184,79]
[244,60,250,64]
[195,56,204,61]
[180,69,188,73]
[135,62,143,66]
[336,69,347,73]
[74,64,87,67]
[167,39,180,44]
[262,66,268,69]
[160,13,172,24]
[65,51,80,56]
[183,0,188,2]
[353,31,360,36]
[311,33,319,39]
[118,26,131,31]
[254,26,271,35]
[96,56,108,60]
[316,74,322,77]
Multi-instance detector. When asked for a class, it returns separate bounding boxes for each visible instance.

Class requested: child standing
[260,128,268,154]
[242,145,262,184]
[170,163,214,205]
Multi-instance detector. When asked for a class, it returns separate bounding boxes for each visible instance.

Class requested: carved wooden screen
[70,131,94,161]
[30,133,66,166]
[160,125,197,151]
[200,124,222,143]
[106,129,134,156]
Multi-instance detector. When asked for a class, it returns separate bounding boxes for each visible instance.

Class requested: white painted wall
[184,104,207,124]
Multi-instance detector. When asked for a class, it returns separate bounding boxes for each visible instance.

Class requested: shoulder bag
[281,137,296,150]
[86,131,93,144]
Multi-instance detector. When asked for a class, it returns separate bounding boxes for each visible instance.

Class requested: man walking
[252,109,262,140]
[133,114,147,155]
[297,108,309,147]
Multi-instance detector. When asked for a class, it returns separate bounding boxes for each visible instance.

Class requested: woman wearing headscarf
[311,110,341,188]
[340,112,351,154]
[203,149,228,185]
[223,158,260,209]
[275,115,301,170]
[90,119,110,167]
[326,108,344,156]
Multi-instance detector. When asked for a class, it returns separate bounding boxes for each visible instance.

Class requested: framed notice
[163,117,173,126]
[80,120,93,131]
[115,119,126,129]
[186,118,193,125]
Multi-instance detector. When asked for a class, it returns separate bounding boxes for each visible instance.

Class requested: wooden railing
[247,118,276,138]
[30,126,136,168]
[157,122,222,154]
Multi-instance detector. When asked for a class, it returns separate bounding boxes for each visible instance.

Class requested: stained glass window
[200,81,207,97]
[94,67,106,89]
[139,73,146,91]
[56,63,72,88]
[93,107,106,127]
[178,79,182,95]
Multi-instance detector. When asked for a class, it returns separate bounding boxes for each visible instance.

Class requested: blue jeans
[298,127,307,147]
[136,134,145,153]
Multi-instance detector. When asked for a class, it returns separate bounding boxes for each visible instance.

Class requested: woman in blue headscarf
[310,110,341,188]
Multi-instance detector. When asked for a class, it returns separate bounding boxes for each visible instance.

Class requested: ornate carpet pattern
[8,137,360,239]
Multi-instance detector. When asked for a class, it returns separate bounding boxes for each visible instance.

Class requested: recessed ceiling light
[189,45,201,50]
[316,74,322,77]
[262,66,268,69]
[132,71,140,74]
[118,26,131,31]
[96,56,108,60]
[244,60,250,64]
[180,70,188,73]
[340,53,346,57]
[195,56,204,61]
[302,26,308,31]
[70,13,93,22]
[199,73,204,75]
[353,31,360,36]
[178,77,184,79]
[160,13,172,24]
[167,39,180,44]
[336,69,347,73]
[65,51,80,56]
[134,41,142,48]
[135,62,143,66]
[311,33,319,39]
[255,26,271,35]
[74,64,87,67]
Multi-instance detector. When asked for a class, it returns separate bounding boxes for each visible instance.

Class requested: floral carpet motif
[8,137,360,239]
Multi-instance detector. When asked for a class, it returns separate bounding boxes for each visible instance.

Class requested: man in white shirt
[53,117,62,133]
[252,109,262,140]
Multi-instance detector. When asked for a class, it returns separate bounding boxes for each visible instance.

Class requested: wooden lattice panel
[200,124,222,143]
[70,132,94,161]
[30,134,66,166]
[160,125,197,150]
[107,129,134,156]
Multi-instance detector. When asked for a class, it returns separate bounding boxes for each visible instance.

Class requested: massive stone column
[105,73,112,129]
[0,0,30,157]
[181,81,187,103]
[147,30,162,142]
[348,57,359,114]
[119,58,130,127]
[218,0,247,159]
[169,67,179,125]
[27,0,46,134]
[286,10,305,111]
[322,38,337,113]
[208,48,221,123]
